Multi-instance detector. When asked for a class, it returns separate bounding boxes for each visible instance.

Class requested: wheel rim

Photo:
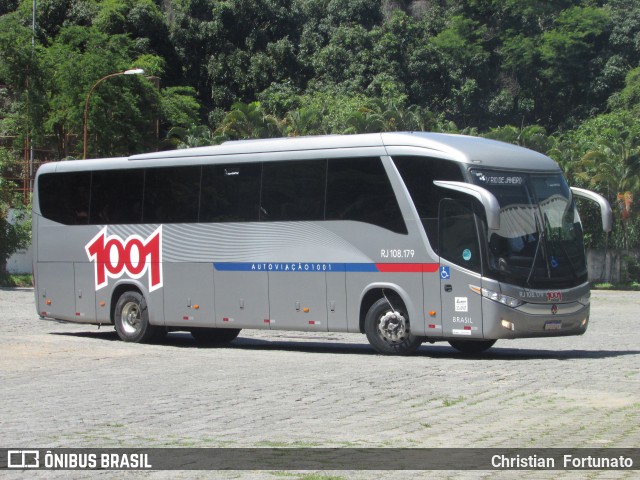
[121,301,141,335]
[377,310,409,344]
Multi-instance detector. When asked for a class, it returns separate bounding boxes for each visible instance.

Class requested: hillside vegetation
[1,0,640,248]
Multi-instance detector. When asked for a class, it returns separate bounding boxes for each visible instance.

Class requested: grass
[0,273,33,287]
[256,441,324,448]
[442,396,466,407]
[592,282,640,291]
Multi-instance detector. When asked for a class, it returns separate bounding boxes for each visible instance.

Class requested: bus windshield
[470,169,587,288]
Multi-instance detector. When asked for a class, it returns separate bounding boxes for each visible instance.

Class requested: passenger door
[438,199,484,338]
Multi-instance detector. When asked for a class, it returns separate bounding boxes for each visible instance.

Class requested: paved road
[0,288,638,479]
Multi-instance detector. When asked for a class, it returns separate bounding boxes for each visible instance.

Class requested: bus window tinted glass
[393,156,464,248]
[439,199,481,273]
[38,172,91,225]
[200,163,261,222]
[261,160,326,221]
[326,157,406,234]
[90,169,144,224]
[144,166,201,223]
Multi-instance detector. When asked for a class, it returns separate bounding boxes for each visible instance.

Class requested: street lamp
[82,68,145,159]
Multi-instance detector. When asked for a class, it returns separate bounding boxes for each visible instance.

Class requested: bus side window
[261,160,326,222]
[90,170,144,224]
[393,156,465,252]
[38,172,91,225]
[200,163,261,222]
[326,157,407,234]
[143,166,200,223]
[438,199,481,274]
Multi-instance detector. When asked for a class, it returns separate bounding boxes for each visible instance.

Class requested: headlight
[469,285,524,308]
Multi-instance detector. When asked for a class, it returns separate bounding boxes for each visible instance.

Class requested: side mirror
[434,181,501,230]
[570,187,613,232]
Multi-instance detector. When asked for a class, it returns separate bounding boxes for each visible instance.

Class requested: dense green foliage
[1,0,640,248]
[0,150,30,274]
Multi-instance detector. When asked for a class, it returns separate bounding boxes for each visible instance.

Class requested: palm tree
[547,135,582,184]
[283,107,326,137]
[215,102,281,140]
[578,134,640,250]
[342,107,385,134]
[166,125,219,148]
[483,124,550,153]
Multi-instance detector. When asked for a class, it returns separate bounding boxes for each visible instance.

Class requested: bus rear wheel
[448,339,496,354]
[364,298,423,355]
[191,328,241,346]
[114,291,160,343]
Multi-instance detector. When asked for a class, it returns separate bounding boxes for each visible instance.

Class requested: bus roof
[133,132,559,171]
[39,132,560,174]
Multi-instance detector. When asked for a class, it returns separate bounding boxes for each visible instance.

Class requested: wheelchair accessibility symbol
[440,266,451,280]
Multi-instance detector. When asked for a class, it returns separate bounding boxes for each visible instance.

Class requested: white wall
[7,244,33,274]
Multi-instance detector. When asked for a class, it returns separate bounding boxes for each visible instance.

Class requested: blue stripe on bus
[213,262,376,272]
[213,262,438,273]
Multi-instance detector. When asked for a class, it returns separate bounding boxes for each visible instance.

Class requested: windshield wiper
[526,212,551,286]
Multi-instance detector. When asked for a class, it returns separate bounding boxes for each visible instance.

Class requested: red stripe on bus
[375,263,440,273]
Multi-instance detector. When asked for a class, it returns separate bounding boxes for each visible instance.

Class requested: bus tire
[114,291,159,343]
[448,339,496,354]
[364,298,423,355]
[191,328,241,346]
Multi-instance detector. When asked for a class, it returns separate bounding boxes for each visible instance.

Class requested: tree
[160,86,201,129]
[41,25,161,158]
[537,6,612,127]
[2,0,640,176]
[0,151,30,276]
[483,124,550,154]
[214,102,281,140]
[342,107,385,134]
[166,125,219,148]
[574,112,640,249]
[608,66,640,113]
[0,11,47,155]
[283,107,326,136]
[608,0,640,67]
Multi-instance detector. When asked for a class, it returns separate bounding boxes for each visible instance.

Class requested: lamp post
[82,68,145,159]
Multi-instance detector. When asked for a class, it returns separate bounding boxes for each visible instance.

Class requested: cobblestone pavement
[0,288,638,480]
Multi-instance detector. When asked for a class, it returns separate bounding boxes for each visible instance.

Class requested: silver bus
[32,132,612,355]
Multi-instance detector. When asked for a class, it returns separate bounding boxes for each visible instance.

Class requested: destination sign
[473,171,525,186]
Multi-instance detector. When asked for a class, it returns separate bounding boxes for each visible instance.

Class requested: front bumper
[481,297,590,339]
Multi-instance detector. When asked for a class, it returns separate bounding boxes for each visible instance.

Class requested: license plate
[544,320,562,331]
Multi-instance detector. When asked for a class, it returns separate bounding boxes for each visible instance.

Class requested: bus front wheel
[114,291,160,343]
[364,298,423,355]
[448,339,496,354]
